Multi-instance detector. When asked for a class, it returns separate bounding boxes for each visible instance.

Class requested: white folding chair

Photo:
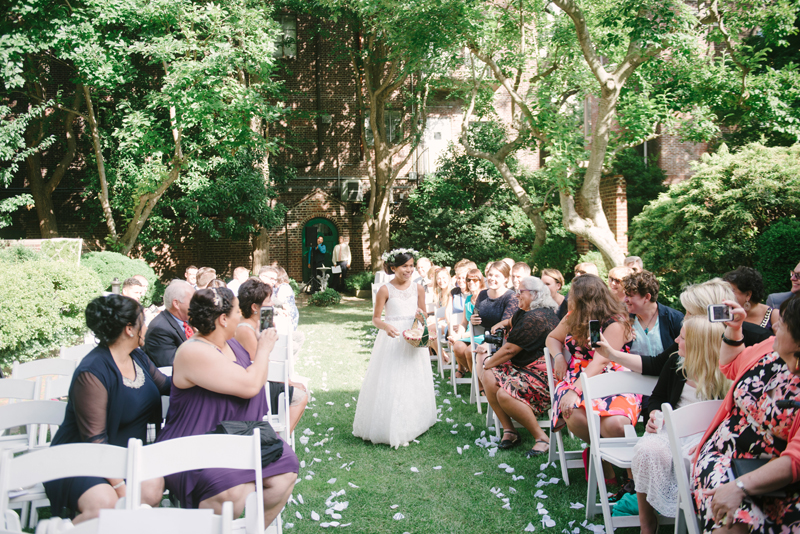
[32,505,236,534]
[0,440,132,533]
[128,430,280,534]
[663,401,723,534]
[543,348,583,485]
[468,325,488,414]
[581,371,663,532]
[11,359,77,382]
[0,401,66,452]
[265,333,294,449]
[58,343,96,363]
[429,306,448,379]
[0,378,41,404]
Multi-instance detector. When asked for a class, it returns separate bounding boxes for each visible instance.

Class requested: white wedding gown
[352,282,437,448]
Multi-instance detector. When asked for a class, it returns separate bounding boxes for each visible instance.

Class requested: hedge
[0,259,103,369]
[81,251,160,306]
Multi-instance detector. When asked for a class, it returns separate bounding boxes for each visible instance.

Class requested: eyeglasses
[609,277,623,284]
[467,278,481,283]
[791,270,800,281]
[515,289,532,295]
[574,270,587,276]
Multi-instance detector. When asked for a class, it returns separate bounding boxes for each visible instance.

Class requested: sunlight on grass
[289,297,670,533]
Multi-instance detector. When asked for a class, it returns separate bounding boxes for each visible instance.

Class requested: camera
[484,328,505,353]
[707,304,733,323]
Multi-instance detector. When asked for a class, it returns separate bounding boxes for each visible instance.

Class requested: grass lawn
[288,296,675,534]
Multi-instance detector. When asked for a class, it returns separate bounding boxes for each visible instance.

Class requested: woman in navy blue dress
[44,295,171,523]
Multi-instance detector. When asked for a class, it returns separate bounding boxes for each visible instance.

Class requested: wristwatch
[735,479,751,497]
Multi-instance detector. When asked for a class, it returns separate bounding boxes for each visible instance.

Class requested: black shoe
[498,429,521,450]
[525,439,550,458]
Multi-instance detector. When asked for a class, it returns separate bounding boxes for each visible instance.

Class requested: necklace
[638,308,658,334]
[192,336,225,354]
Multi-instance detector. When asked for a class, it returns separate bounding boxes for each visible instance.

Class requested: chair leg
[591,451,615,534]
[585,452,598,520]
[555,430,571,486]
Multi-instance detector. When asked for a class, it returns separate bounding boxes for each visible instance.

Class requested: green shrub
[756,218,800,295]
[0,259,103,370]
[308,288,341,307]
[0,244,40,263]
[345,271,374,292]
[81,251,159,306]
[630,143,800,301]
[289,278,300,296]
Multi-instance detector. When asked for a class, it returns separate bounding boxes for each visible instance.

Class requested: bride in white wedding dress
[352,249,437,448]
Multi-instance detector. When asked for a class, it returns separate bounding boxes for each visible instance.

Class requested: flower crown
[381,248,419,265]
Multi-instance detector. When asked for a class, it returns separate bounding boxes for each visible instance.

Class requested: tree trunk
[251,117,270,272]
[253,228,270,273]
[368,149,393,271]
[83,85,118,242]
[25,152,59,238]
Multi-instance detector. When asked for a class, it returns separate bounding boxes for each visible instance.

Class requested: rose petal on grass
[524,522,536,532]
[393,513,405,520]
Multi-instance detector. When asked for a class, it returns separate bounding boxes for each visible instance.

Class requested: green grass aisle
[288,297,661,534]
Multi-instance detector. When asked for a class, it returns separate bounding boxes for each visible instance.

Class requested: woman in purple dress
[157,288,298,527]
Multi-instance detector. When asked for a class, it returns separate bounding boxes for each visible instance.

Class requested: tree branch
[551,0,609,85]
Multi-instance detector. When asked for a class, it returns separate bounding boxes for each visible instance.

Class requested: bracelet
[555,352,564,359]
[735,479,750,497]
[112,481,125,490]
[722,333,745,346]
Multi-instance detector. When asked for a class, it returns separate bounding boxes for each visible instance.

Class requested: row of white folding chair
[1,430,280,534]
[432,307,461,388]
[426,303,443,378]
[581,371,664,533]
[0,378,43,452]
[265,333,294,450]
[663,400,723,534]
[11,359,77,382]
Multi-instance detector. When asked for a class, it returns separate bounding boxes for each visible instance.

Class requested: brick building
[3,12,708,281]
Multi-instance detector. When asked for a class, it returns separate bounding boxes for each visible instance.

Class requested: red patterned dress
[551,317,640,432]
[692,351,800,532]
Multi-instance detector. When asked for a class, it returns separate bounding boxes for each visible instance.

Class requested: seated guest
[157,288,298,526]
[227,266,250,296]
[412,257,432,288]
[546,274,637,481]
[624,256,643,273]
[724,266,777,332]
[447,266,470,332]
[273,266,300,331]
[597,278,772,376]
[195,267,216,290]
[44,295,170,523]
[606,266,632,302]
[574,262,599,278]
[767,260,800,310]
[511,262,532,292]
[448,269,486,375]
[477,277,559,457]
[692,295,800,533]
[451,262,519,380]
[631,316,730,533]
[234,279,308,432]
[622,271,683,358]
[207,279,227,288]
[144,280,195,367]
[541,268,567,319]
[431,267,452,310]
[121,277,145,303]
[184,265,198,288]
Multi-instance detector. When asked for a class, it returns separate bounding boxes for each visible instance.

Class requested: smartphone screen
[259,306,274,331]
[589,320,601,347]
[707,304,732,323]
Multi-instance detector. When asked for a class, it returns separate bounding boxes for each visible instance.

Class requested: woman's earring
[744,301,752,312]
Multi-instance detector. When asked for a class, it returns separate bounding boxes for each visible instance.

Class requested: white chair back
[581,371,661,533]
[58,343,96,362]
[0,377,41,402]
[0,401,67,451]
[43,377,71,401]
[12,359,77,381]
[0,441,131,532]
[662,400,723,534]
[266,334,293,447]
[128,431,265,534]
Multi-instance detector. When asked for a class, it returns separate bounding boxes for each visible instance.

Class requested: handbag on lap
[208,420,284,467]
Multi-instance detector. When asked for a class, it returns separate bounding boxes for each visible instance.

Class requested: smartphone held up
[589,319,601,347]
[707,304,733,323]
[259,306,274,331]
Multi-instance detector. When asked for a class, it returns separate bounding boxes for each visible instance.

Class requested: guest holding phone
[234,278,308,432]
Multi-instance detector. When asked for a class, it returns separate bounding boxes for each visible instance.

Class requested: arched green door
[302,218,338,282]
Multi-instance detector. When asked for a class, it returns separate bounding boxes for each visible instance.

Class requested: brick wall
[656,133,709,184]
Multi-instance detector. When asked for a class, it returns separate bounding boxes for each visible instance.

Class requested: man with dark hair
[144,280,195,367]
[121,277,145,303]
[184,265,198,288]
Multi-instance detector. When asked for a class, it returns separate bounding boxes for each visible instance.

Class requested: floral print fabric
[692,351,800,533]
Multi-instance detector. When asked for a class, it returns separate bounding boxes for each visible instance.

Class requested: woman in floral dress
[545,274,638,481]
[692,294,800,533]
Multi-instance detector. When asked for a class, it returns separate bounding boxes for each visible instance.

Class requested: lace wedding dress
[352,282,437,448]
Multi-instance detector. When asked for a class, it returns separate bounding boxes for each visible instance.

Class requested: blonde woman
[596,278,772,376]
[630,316,731,533]
[428,267,452,361]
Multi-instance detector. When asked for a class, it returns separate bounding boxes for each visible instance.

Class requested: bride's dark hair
[384,252,416,274]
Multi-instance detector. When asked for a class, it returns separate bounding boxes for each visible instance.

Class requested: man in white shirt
[227,266,250,296]
[331,236,352,291]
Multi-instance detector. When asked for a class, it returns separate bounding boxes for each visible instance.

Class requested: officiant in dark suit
[144,280,195,367]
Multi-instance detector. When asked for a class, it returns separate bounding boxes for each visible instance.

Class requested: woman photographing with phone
[545,275,637,483]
